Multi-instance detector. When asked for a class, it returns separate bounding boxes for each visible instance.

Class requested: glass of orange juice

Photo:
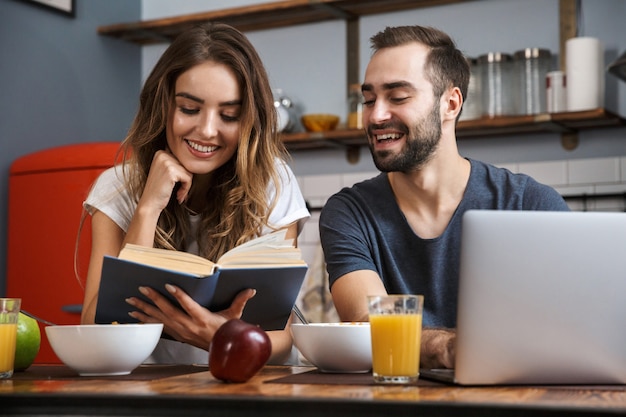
[0,298,21,379]
[368,294,423,384]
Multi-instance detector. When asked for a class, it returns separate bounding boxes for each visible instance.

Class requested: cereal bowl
[45,323,163,376]
[291,322,371,373]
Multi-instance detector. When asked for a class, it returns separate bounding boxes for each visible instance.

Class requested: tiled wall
[294,156,626,320]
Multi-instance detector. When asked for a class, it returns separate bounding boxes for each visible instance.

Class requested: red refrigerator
[7,142,121,363]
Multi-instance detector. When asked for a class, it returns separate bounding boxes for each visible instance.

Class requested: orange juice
[0,323,18,373]
[369,313,422,380]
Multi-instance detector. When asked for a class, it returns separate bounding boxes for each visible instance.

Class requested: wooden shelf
[97,0,626,154]
[98,0,469,44]
[282,108,626,151]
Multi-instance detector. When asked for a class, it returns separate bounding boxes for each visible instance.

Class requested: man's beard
[368,103,442,173]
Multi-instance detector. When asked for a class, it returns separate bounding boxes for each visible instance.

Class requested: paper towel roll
[566,37,604,112]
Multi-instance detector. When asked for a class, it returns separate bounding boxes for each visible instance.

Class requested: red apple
[209,319,272,383]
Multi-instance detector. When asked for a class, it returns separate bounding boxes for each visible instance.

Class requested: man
[319,25,569,369]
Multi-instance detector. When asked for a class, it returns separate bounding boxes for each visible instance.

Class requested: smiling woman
[78,22,309,367]
[22,0,74,17]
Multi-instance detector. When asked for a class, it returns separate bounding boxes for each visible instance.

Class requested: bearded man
[319,25,569,369]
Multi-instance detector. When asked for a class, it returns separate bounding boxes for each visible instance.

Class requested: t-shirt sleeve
[83,165,136,232]
[522,177,571,211]
[264,159,310,235]
[319,191,378,289]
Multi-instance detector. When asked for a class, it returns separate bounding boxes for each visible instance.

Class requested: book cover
[95,256,308,331]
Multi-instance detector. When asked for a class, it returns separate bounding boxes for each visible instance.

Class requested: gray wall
[0,0,141,295]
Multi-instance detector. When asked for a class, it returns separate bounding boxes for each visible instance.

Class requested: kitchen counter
[2,364,626,416]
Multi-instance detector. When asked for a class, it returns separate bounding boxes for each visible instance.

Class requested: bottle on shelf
[347,83,363,129]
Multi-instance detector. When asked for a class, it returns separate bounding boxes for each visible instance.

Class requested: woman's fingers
[222,288,257,319]
[125,285,257,351]
[141,150,193,209]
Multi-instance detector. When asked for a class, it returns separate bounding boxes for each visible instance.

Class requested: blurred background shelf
[98,0,471,44]
[97,1,625,152]
[283,108,626,150]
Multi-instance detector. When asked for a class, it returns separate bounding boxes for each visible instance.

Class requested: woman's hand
[125,284,256,351]
[123,150,193,247]
[140,150,193,212]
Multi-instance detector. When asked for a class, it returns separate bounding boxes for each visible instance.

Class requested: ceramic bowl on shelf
[291,322,371,373]
[301,113,340,132]
[46,323,163,376]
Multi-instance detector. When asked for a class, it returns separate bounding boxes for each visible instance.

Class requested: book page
[118,244,217,276]
[216,230,303,267]
[218,229,291,257]
[117,230,303,275]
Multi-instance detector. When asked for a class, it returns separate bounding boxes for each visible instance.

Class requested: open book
[118,229,306,275]
[95,231,308,331]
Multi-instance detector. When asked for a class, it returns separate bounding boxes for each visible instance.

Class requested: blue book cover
[95,256,308,331]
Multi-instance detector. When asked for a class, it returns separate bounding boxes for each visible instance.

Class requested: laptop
[421,210,626,385]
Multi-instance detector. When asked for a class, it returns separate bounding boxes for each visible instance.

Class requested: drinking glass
[368,295,423,384]
[0,298,21,379]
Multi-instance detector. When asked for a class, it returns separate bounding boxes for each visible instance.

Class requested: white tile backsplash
[517,160,567,186]
[552,185,595,197]
[595,183,626,195]
[302,174,342,200]
[568,157,620,185]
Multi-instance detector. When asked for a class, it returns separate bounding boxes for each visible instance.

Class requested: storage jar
[514,48,551,115]
[478,52,515,117]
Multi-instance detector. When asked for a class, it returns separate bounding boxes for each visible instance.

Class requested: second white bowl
[291,322,371,373]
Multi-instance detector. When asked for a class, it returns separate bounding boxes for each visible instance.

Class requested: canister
[546,70,567,113]
[459,57,482,121]
[514,48,551,115]
[478,52,515,117]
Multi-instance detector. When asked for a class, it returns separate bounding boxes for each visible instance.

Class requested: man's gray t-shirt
[319,159,570,328]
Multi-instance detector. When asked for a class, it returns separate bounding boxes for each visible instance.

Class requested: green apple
[14,312,41,371]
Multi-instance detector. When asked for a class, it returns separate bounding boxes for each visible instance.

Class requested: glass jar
[347,83,363,129]
[273,88,298,133]
[459,57,482,121]
[478,52,515,117]
[514,48,551,115]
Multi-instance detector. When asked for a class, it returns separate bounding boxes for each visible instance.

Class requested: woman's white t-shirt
[84,159,309,364]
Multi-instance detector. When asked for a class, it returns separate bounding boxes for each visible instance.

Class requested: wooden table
[1,364,625,416]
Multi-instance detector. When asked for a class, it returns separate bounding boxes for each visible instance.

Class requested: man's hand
[420,327,456,369]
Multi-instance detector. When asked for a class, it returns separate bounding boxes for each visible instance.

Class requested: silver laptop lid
[455,210,626,385]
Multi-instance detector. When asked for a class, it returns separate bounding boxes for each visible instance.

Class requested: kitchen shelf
[282,108,626,151]
[98,0,625,153]
[97,0,471,44]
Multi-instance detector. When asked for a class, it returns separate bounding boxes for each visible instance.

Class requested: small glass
[368,295,423,384]
[0,298,21,379]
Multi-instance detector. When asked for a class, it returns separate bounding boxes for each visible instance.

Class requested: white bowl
[45,323,163,376]
[291,323,372,373]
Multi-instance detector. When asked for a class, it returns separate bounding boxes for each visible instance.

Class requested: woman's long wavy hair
[120,22,286,260]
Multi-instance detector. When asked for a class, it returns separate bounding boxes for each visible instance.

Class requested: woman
[80,22,309,365]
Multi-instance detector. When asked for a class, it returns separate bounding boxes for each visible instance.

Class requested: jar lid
[513,48,551,60]
[477,52,513,63]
